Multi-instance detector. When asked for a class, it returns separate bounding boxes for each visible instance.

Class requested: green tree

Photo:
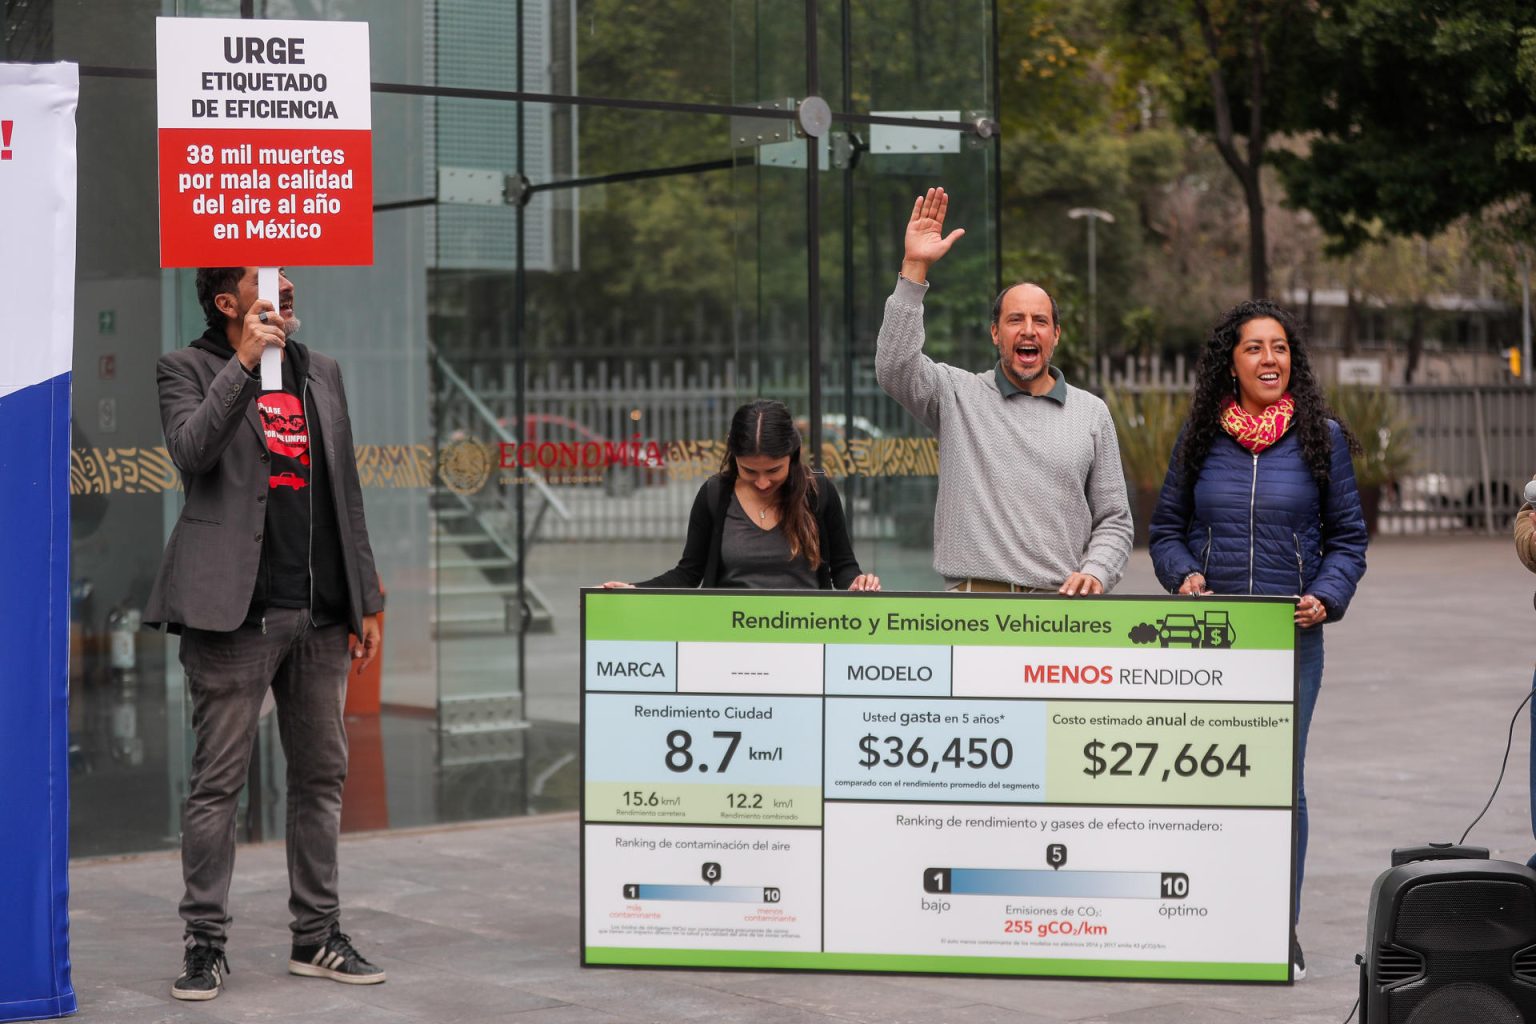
[1274,0,1536,250]
[1113,0,1325,299]
[998,0,1188,370]
[1334,231,1470,381]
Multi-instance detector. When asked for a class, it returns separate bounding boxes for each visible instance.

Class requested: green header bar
[584,591,1296,650]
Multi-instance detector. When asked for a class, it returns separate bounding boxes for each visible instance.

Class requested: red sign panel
[157,127,372,266]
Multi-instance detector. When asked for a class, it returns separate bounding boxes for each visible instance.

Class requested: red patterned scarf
[1219,392,1295,454]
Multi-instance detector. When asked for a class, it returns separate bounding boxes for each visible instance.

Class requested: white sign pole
[258,265,281,390]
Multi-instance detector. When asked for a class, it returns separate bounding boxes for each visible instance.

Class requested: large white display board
[581,590,1298,982]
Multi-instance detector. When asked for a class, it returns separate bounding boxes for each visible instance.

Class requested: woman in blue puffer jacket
[1149,299,1368,980]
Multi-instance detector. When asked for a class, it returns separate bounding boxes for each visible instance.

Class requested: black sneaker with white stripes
[171,943,229,1000]
[288,928,386,985]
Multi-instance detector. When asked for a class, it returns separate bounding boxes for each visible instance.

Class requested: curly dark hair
[195,267,244,329]
[1175,299,1360,493]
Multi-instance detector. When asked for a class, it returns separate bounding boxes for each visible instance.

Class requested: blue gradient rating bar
[622,883,782,903]
[924,867,1189,900]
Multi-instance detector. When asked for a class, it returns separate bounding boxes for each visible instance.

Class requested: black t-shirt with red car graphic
[254,346,349,627]
[190,328,348,628]
[255,356,316,610]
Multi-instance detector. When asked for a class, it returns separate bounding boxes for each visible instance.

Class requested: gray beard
[1001,359,1048,390]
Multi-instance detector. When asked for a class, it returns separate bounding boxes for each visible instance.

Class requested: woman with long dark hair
[1149,300,1367,979]
[604,399,879,591]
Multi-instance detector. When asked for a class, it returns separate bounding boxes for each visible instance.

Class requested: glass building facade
[4,0,999,856]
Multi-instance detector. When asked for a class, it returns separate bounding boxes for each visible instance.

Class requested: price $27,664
[1082,740,1251,780]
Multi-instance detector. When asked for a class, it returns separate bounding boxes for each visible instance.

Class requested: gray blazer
[144,340,383,636]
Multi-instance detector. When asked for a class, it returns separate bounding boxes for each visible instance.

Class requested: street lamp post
[1522,248,1532,387]
[1068,207,1115,387]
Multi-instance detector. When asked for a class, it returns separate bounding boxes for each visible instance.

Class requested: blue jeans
[1294,626,1324,925]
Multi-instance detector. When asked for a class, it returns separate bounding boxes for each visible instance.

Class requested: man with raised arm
[875,186,1133,594]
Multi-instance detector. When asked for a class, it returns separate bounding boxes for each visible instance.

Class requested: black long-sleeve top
[636,472,864,589]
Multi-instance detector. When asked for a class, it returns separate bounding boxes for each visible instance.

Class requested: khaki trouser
[945,577,1051,594]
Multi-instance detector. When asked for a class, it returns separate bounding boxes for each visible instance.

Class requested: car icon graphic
[269,472,306,490]
[1158,613,1203,648]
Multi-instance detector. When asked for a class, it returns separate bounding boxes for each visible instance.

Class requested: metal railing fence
[434,350,1536,542]
[1384,387,1536,535]
[464,353,920,541]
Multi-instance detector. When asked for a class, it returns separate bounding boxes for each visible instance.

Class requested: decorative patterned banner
[69,440,942,495]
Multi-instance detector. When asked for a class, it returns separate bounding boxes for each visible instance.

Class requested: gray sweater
[875,276,1133,590]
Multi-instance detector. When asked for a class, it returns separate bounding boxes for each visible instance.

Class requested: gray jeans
[178,607,350,948]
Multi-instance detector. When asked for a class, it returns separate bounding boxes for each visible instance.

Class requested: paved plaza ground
[69,536,1536,1023]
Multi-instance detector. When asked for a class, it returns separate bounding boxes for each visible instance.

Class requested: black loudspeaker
[1361,856,1536,1023]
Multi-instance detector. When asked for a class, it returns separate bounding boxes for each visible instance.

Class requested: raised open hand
[901,187,966,282]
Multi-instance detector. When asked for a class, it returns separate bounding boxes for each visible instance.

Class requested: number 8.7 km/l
[664,729,742,774]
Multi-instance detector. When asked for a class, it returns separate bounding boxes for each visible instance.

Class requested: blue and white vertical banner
[0,62,80,1022]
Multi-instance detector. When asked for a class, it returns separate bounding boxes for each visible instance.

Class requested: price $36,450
[857,735,1015,771]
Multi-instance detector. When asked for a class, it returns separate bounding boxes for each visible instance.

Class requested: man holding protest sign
[146,267,385,1000]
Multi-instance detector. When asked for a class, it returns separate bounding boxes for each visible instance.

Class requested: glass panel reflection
[57,0,996,857]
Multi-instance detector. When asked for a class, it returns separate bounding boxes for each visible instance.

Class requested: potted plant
[1102,387,1189,547]
[1325,385,1414,536]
